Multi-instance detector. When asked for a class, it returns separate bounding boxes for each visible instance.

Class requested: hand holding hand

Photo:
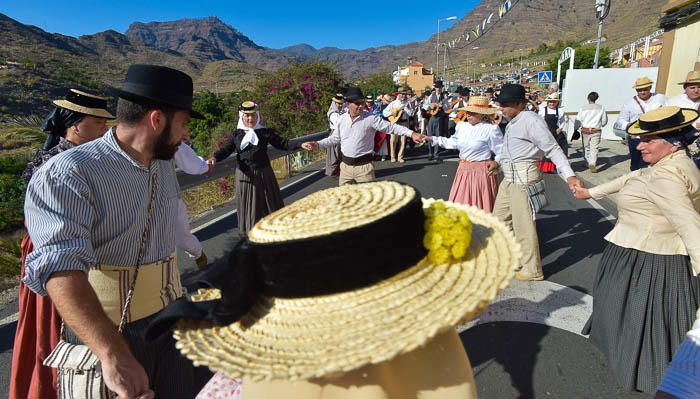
[411,132,425,144]
[301,141,318,151]
[486,160,499,176]
[573,186,592,200]
[566,176,583,195]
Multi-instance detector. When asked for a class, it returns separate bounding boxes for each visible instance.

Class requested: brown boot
[588,164,597,173]
[195,252,208,269]
[514,271,544,281]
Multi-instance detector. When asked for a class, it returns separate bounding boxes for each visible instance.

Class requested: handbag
[571,129,581,141]
[43,174,159,399]
[525,179,548,217]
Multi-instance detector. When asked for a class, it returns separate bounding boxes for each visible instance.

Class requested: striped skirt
[582,243,700,393]
[235,165,284,234]
[448,160,499,212]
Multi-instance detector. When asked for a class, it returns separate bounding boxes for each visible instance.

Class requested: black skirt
[235,165,284,234]
[582,243,700,393]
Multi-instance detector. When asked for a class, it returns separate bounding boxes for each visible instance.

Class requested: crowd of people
[7,60,700,399]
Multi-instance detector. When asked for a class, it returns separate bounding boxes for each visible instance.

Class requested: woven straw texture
[174,181,521,381]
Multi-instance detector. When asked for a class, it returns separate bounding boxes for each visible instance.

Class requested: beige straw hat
[53,89,114,119]
[543,93,561,102]
[172,181,520,381]
[627,106,699,136]
[462,96,498,115]
[633,76,654,89]
[239,101,258,114]
[679,70,700,85]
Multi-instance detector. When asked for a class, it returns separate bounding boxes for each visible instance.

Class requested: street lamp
[593,0,611,69]
[437,16,457,80]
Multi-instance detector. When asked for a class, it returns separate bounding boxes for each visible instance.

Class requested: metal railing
[176,131,329,190]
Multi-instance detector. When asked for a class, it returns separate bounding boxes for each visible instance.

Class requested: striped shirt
[24,127,180,296]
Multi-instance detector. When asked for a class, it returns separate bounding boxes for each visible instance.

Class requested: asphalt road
[0,147,648,398]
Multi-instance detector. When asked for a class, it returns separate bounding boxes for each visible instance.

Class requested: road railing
[176,131,329,190]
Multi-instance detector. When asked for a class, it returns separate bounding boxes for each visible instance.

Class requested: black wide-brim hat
[112,64,204,119]
[495,83,527,104]
[627,106,699,136]
[433,80,444,88]
[344,87,365,101]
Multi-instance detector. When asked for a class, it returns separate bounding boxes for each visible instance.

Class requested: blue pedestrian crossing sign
[538,71,553,84]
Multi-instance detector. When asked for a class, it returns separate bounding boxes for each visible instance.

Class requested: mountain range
[0,0,664,116]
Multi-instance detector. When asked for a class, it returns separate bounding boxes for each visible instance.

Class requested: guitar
[387,107,404,123]
[452,110,468,123]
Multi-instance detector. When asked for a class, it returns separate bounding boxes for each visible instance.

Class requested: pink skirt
[448,160,499,212]
[196,373,242,399]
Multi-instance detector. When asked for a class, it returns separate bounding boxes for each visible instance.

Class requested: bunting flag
[504,0,512,12]
[487,13,494,24]
[471,29,479,38]
[482,19,486,31]
[499,4,505,18]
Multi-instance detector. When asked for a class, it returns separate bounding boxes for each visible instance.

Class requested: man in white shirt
[493,84,581,281]
[617,77,667,171]
[666,69,700,129]
[303,87,423,185]
[575,92,608,172]
[383,89,415,163]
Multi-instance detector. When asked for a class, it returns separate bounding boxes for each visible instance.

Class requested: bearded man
[23,64,210,399]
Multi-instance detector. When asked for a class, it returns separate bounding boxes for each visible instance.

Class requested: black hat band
[639,109,686,132]
[66,91,108,109]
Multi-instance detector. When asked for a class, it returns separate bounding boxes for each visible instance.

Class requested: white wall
[560,67,659,140]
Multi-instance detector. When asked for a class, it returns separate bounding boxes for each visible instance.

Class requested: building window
[414,71,418,75]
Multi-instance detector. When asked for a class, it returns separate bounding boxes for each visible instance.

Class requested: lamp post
[437,16,457,80]
[593,0,611,69]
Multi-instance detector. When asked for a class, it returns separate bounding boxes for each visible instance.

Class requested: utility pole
[594,0,611,69]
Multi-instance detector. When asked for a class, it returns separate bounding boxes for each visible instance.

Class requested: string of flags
[445,0,519,49]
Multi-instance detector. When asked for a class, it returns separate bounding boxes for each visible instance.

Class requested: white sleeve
[318,122,341,149]
[329,112,340,131]
[174,143,208,175]
[175,199,202,257]
[489,126,504,163]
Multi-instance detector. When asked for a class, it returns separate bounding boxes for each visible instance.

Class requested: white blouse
[432,122,503,163]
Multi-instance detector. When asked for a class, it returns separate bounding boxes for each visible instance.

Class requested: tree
[353,73,396,99]
[251,62,344,138]
[548,46,611,84]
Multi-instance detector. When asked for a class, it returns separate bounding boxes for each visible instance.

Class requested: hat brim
[174,201,520,381]
[679,79,700,85]
[627,108,700,136]
[633,83,653,89]
[53,100,114,119]
[332,98,345,104]
[112,88,205,119]
[462,106,498,115]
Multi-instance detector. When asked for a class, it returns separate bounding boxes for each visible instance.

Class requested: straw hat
[381,94,394,102]
[679,70,700,85]
[627,106,699,136]
[543,93,560,102]
[53,89,114,119]
[171,181,520,381]
[633,76,654,89]
[332,93,345,104]
[239,101,258,114]
[462,96,498,115]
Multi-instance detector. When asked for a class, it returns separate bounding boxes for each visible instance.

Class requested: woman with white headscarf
[208,101,304,233]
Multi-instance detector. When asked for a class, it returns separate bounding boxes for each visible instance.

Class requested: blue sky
[0,0,479,50]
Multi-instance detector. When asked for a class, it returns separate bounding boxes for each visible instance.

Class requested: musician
[422,80,450,161]
[616,77,667,171]
[448,87,470,136]
[383,88,415,163]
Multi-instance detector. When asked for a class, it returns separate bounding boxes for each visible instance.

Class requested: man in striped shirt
[24,65,209,398]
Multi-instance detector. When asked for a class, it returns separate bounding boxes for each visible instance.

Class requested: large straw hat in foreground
[627,106,699,136]
[171,181,521,381]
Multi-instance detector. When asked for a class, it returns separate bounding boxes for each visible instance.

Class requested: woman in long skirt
[425,96,503,212]
[574,106,700,393]
[209,101,303,234]
[11,89,112,399]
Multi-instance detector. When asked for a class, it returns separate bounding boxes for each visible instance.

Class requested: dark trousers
[627,137,648,171]
[427,115,448,159]
[66,312,212,398]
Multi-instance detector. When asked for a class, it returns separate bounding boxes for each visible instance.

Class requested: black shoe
[428,156,434,161]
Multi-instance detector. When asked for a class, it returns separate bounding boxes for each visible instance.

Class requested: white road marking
[458,280,593,337]
[0,312,18,326]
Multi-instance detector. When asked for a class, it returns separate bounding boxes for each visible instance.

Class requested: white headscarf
[237,111,263,150]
